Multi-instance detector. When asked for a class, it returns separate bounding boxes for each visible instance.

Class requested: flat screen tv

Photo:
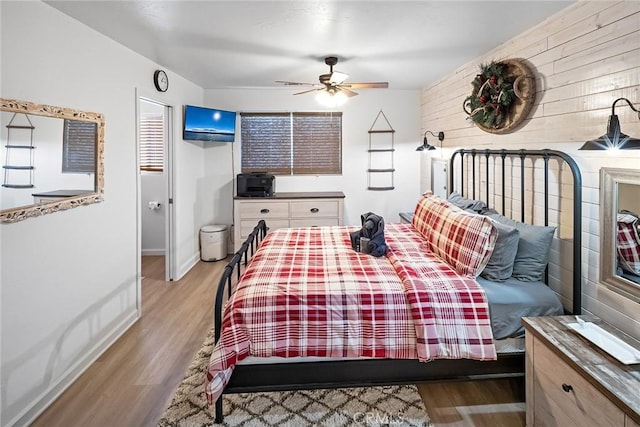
[183,104,236,142]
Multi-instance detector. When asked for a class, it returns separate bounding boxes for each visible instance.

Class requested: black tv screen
[183,104,236,142]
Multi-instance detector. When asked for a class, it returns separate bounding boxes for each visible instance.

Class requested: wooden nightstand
[522,315,640,427]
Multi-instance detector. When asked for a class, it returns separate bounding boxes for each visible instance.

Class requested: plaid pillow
[617,212,640,275]
[412,192,497,277]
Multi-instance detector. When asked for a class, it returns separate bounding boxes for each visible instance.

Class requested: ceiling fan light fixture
[278,56,389,102]
[316,89,348,108]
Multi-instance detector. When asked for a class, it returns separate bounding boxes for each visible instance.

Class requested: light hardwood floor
[32,256,525,427]
[32,256,226,427]
[418,379,525,427]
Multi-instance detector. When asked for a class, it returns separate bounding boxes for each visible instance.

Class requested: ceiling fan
[276,56,389,98]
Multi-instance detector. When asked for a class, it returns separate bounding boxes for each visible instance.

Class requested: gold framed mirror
[0,98,104,223]
[600,167,640,302]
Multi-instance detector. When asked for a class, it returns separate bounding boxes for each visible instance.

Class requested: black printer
[236,173,275,197]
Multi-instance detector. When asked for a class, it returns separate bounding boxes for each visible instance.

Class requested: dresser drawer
[239,219,289,239]
[533,337,625,427]
[238,201,289,219]
[233,192,344,251]
[290,200,339,218]
[289,218,339,228]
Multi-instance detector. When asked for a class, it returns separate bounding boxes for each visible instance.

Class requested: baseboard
[142,248,165,256]
[177,252,200,281]
[9,310,139,427]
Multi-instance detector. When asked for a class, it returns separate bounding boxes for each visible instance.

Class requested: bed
[208,148,583,423]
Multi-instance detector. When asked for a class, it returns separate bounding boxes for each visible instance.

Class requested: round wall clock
[153,69,169,92]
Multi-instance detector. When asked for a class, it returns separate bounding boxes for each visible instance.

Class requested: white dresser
[233,191,345,251]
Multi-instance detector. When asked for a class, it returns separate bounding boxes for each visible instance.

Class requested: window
[62,120,96,173]
[139,113,164,172]
[241,112,342,175]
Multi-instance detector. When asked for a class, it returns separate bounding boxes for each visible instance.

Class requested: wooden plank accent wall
[421,1,640,339]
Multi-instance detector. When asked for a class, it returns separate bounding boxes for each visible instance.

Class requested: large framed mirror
[0,98,104,223]
[600,167,640,302]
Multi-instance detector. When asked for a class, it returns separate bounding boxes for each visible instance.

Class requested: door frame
[135,89,177,313]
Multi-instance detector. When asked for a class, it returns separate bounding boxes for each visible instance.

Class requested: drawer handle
[260,208,270,214]
[310,207,319,213]
[561,383,573,393]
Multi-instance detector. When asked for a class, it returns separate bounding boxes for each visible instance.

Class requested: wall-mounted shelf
[3,113,35,189]
[367,110,395,191]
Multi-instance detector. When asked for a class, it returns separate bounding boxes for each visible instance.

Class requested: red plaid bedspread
[205,223,496,404]
[386,224,496,361]
[617,212,640,274]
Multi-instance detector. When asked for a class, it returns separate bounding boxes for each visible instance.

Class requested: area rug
[158,328,431,426]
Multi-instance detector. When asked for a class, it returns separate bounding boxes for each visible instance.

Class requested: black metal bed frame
[214,220,268,345]
[213,149,583,423]
[449,148,582,314]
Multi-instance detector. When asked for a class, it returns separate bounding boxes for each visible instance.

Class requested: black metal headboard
[449,148,582,315]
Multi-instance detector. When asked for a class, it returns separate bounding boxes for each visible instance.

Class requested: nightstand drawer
[289,218,339,228]
[533,336,624,426]
[239,219,289,239]
[290,200,339,218]
[238,201,289,219]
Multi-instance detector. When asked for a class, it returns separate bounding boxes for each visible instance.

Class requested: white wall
[420,1,640,338]
[203,88,422,235]
[0,2,204,426]
[618,183,640,215]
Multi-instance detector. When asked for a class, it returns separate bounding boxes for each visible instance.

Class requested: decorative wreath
[463,59,536,134]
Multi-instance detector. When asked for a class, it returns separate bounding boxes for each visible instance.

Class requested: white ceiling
[45,1,574,91]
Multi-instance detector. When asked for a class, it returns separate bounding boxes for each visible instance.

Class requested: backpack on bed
[349,212,387,257]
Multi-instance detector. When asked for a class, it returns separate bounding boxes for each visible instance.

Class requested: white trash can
[200,225,227,261]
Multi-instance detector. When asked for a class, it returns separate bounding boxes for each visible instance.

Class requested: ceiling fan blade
[329,71,349,85]
[275,80,319,86]
[343,82,389,89]
[339,87,359,97]
[293,88,324,95]
[280,57,387,98]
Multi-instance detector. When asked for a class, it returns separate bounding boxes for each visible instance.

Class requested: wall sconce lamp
[416,131,445,151]
[579,97,640,150]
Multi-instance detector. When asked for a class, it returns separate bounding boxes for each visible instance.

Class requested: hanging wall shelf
[367,110,395,191]
[3,113,35,189]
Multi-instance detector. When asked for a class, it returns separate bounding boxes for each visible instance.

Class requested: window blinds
[241,112,342,175]
[62,120,96,174]
[139,113,164,172]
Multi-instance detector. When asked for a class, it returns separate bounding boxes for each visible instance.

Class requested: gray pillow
[486,213,556,282]
[481,220,519,282]
[447,191,488,213]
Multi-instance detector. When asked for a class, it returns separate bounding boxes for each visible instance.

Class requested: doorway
[137,96,175,285]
